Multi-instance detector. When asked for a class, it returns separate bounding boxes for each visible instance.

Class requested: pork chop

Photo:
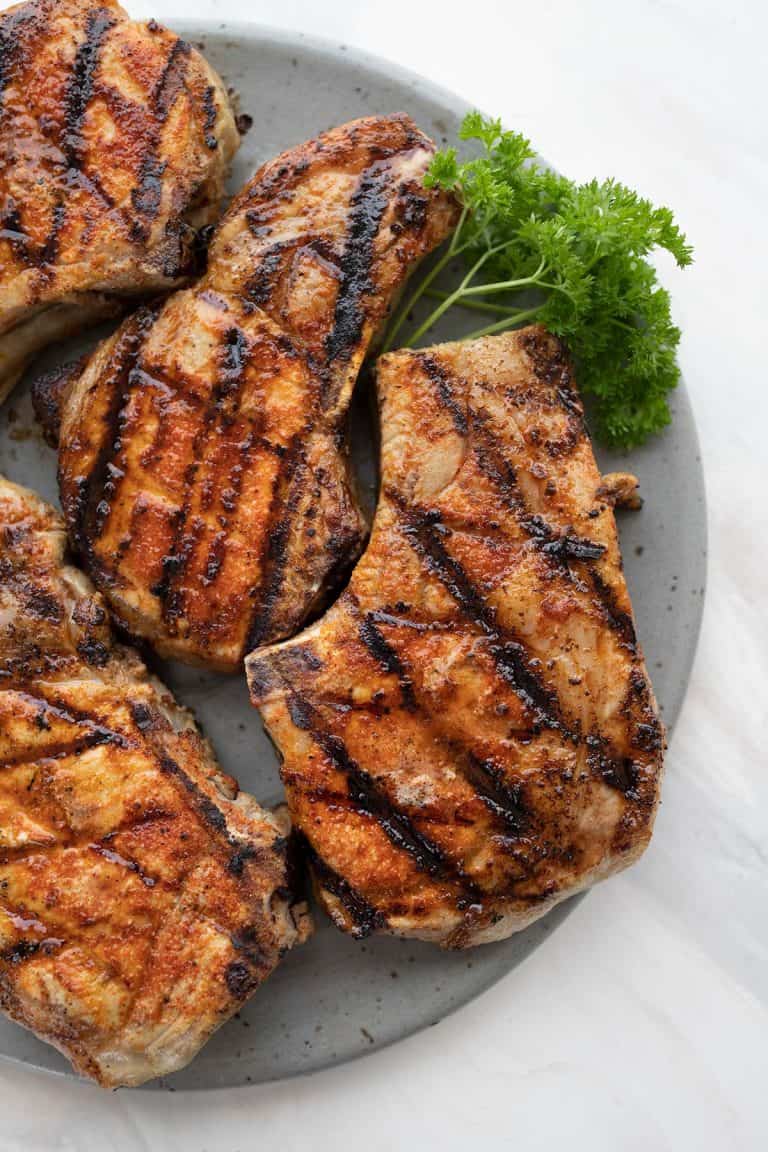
[0,475,309,1087]
[247,328,664,948]
[0,0,239,400]
[43,115,457,670]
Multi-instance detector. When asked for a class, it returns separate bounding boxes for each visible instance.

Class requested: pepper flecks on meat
[247,327,664,949]
[0,476,309,1087]
[0,0,239,402]
[50,114,458,670]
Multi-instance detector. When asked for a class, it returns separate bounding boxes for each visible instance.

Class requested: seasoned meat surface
[0,0,239,400]
[50,114,458,670]
[247,328,664,948]
[0,476,308,1087]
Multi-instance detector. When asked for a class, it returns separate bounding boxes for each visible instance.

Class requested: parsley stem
[382,232,471,353]
[449,205,470,254]
[423,290,514,315]
[404,239,521,347]
[460,307,543,341]
[460,257,548,296]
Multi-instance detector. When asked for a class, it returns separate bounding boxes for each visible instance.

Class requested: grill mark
[4,3,114,273]
[589,569,637,649]
[155,325,251,624]
[89,842,157,888]
[471,418,637,640]
[541,533,606,563]
[419,374,632,647]
[129,704,254,844]
[0,6,32,104]
[392,495,563,730]
[130,38,191,240]
[63,7,117,168]
[323,158,394,383]
[201,84,218,150]
[127,706,277,863]
[133,366,198,472]
[458,403,606,562]
[131,155,167,236]
[462,753,527,832]
[202,530,226,585]
[221,326,250,384]
[29,6,117,276]
[299,835,385,938]
[0,731,117,769]
[244,244,290,306]
[418,355,468,435]
[357,611,417,711]
[154,39,192,119]
[468,412,528,518]
[243,238,306,307]
[75,167,115,211]
[389,446,643,797]
[199,421,262,590]
[11,692,130,751]
[278,544,641,814]
[92,459,125,540]
[36,203,66,271]
[244,236,341,310]
[520,328,584,419]
[285,691,482,900]
[154,749,281,861]
[354,609,529,833]
[157,752,229,835]
[2,937,64,965]
[586,736,640,796]
[69,306,160,569]
[244,436,308,651]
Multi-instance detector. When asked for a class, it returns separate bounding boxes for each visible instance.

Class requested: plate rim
[0,17,707,1090]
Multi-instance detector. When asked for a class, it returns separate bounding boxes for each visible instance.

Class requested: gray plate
[0,23,707,1090]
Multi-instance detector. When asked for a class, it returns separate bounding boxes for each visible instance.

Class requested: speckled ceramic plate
[0,23,707,1090]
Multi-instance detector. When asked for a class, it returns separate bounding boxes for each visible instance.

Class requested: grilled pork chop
[0,0,239,401]
[247,328,664,948]
[0,476,308,1087]
[43,115,457,670]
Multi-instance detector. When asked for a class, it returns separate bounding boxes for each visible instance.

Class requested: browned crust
[54,114,458,670]
[0,0,239,398]
[247,327,664,948]
[0,476,306,1086]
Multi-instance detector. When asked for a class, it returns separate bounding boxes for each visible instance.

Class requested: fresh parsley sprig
[384,112,693,448]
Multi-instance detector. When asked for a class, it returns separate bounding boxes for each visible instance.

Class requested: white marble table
[1,0,766,1147]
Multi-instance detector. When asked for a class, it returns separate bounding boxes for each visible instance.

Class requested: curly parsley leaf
[385,113,693,449]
